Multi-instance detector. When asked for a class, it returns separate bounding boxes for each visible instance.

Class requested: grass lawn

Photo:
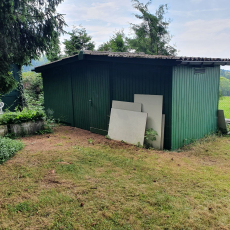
[1,126,230,229]
[219,96,230,119]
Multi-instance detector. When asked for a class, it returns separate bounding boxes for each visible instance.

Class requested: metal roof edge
[34,50,230,72]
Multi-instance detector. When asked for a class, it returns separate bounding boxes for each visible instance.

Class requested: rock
[0,125,8,137]
[10,120,44,136]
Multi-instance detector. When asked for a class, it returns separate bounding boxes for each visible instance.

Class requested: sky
[57,0,230,70]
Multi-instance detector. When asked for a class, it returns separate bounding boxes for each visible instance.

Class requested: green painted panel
[1,64,20,111]
[87,62,110,132]
[171,66,220,150]
[71,62,90,130]
[42,65,73,125]
[112,63,173,149]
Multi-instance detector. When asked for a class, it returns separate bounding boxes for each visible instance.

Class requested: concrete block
[108,108,147,145]
[218,110,227,133]
[10,120,44,136]
[134,94,163,149]
[0,125,8,137]
[112,100,141,112]
[161,114,165,150]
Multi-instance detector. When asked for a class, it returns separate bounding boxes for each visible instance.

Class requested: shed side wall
[42,64,74,125]
[171,66,220,150]
[112,62,173,149]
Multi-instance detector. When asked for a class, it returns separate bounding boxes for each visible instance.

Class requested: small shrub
[145,128,158,142]
[22,71,44,111]
[0,109,45,125]
[105,135,111,140]
[0,137,24,164]
[88,138,93,144]
[144,128,158,149]
[227,124,230,133]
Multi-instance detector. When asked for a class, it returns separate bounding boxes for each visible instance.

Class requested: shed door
[87,63,110,135]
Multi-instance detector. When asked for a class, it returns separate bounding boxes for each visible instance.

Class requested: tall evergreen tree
[46,31,63,62]
[63,26,95,56]
[0,0,66,94]
[128,0,177,56]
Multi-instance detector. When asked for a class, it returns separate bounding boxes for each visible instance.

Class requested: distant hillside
[22,56,49,72]
[220,69,230,81]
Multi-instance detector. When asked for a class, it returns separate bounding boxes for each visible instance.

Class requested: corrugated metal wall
[1,64,21,111]
[87,62,110,134]
[42,64,74,125]
[112,62,173,149]
[171,66,220,150]
[72,62,89,130]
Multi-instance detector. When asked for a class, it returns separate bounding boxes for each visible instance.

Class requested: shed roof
[34,50,230,72]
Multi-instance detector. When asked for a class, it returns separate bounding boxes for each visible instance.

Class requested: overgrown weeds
[0,137,24,164]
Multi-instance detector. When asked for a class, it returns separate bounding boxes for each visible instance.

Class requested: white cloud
[58,0,138,26]
[173,19,230,58]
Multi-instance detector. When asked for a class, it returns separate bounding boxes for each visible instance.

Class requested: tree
[0,0,66,94]
[128,0,177,56]
[98,30,129,52]
[63,26,95,56]
[220,77,230,96]
[46,32,63,62]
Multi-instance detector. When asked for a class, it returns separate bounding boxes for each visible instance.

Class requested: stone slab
[161,114,165,150]
[218,110,227,133]
[112,100,141,112]
[10,120,44,136]
[108,108,147,145]
[0,125,8,137]
[134,94,163,149]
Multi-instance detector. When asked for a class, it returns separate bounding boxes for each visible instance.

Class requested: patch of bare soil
[21,125,144,152]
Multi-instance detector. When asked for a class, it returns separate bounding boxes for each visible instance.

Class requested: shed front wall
[112,62,173,149]
[42,64,74,126]
[71,61,110,134]
[171,66,220,150]
[41,60,173,149]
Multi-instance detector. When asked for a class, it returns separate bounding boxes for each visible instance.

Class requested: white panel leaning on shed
[112,100,142,112]
[108,108,148,145]
[134,95,163,149]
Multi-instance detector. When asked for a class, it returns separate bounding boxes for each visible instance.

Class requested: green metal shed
[34,51,230,150]
[1,64,21,111]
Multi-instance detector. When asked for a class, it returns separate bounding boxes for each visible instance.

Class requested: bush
[0,109,45,125]
[0,137,24,164]
[22,71,44,111]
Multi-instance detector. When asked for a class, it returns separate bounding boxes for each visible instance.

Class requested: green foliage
[0,0,66,94]
[22,71,44,111]
[0,137,24,164]
[105,135,111,140]
[37,108,56,134]
[220,76,230,96]
[128,0,177,56]
[219,96,230,119]
[220,69,230,81]
[98,30,129,52]
[46,32,63,62]
[145,128,158,141]
[0,109,45,125]
[63,26,95,56]
[0,71,18,95]
[227,124,230,133]
[88,138,93,144]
